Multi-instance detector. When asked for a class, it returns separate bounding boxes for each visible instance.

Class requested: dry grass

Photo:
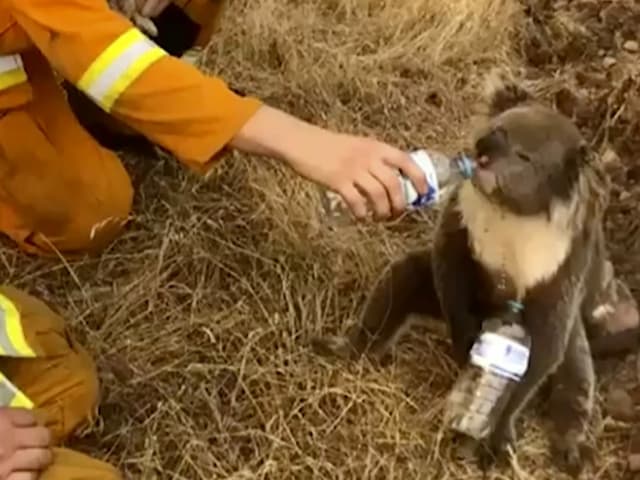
[3,0,638,478]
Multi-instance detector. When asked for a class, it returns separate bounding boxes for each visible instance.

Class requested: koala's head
[469,83,590,216]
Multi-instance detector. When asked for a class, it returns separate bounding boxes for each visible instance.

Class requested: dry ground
[4,0,640,478]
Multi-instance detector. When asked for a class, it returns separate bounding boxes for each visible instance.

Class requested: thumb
[141,0,171,16]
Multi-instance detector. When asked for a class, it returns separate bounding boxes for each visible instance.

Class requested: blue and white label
[469,332,530,382]
[402,150,439,208]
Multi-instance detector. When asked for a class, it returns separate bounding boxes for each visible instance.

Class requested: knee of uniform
[24,149,134,257]
[57,344,102,440]
[84,186,134,253]
[63,156,134,255]
[41,448,123,480]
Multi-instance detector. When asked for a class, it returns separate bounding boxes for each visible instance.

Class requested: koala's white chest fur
[456,182,573,298]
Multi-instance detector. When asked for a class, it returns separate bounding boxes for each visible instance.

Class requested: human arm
[229,104,428,218]
[431,191,484,364]
[9,0,427,219]
[132,0,431,218]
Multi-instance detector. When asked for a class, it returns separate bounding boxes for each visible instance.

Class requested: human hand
[135,0,171,16]
[230,105,428,220]
[293,132,429,220]
[0,408,52,480]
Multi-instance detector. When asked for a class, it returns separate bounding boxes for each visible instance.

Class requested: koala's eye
[516,151,531,163]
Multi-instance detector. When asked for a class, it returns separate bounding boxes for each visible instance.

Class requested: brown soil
[5,0,640,479]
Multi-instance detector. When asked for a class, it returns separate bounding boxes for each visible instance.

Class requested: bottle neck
[454,153,476,179]
[506,300,524,313]
[503,299,524,323]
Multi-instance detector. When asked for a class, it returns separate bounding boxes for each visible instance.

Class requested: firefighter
[0,1,429,477]
[0,285,118,479]
[0,0,428,259]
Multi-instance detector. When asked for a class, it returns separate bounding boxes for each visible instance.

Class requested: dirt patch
[514,1,640,478]
[517,0,640,275]
[4,0,640,479]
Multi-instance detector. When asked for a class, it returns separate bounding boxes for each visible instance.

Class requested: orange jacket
[0,0,262,172]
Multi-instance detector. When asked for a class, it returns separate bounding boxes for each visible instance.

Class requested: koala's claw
[309,334,394,367]
[551,437,595,478]
[310,335,358,361]
[477,424,516,472]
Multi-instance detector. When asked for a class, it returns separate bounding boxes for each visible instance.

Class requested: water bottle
[400,149,476,209]
[444,300,531,441]
[318,149,476,224]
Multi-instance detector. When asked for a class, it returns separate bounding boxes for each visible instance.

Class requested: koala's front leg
[432,198,482,365]
[548,316,595,477]
[310,248,440,363]
[486,281,578,461]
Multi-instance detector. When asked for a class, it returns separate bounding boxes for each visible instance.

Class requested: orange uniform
[0,284,121,479]
[0,1,261,477]
[0,0,262,256]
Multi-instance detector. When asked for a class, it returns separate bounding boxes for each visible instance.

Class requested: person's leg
[0,285,121,478]
[0,285,100,442]
[41,448,122,480]
[0,50,134,257]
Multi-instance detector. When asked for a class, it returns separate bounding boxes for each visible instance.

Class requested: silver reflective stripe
[0,307,18,356]
[0,54,27,91]
[0,54,22,74]
[0,379,16,406]
[83,37,156,104]
[0,375,32,408]
[77,28,166,112]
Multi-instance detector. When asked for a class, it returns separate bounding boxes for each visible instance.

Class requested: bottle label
[405,150,439,208]
[469,332,530,382]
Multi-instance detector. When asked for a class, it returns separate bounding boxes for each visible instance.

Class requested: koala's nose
[475,127,508,161]
[477,156,490,167]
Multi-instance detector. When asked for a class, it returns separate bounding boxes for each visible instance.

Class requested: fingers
[140,0,171,16]
[9,448,52,473]
[339,160,415,220]
[337,184,368,220]
[7,471,39,480]
[369,161,405,216]
[14,427,51,449]
[4,409,37,428]
[383,148,428,197]
[353,173,392,219]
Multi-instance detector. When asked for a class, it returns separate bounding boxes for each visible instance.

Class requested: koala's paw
[550,432,595,478]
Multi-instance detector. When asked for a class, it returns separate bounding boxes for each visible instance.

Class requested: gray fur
[311,81,638,477]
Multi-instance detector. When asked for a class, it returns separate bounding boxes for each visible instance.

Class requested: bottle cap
[455,153,476,179]
[507,300,524,313]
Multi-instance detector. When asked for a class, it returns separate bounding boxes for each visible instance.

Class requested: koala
[311,81,639,477]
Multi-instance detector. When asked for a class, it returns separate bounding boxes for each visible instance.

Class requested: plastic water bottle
[444,300,531,441]
[400,149,476,209]
[319,149,476,224]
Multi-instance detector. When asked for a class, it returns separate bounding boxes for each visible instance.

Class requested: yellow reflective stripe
[77,28,167,112]
[0,373,33,409]
[0,294,36,358]
[0,54,27,90]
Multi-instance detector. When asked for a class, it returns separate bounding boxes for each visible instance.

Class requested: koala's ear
[564,143,591,176]
[580,144,593,164]
[575,143,593,165]
[483,71,533,117]
[488,83,533,117]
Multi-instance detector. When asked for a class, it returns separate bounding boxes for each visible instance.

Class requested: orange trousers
[0,285,120,479]
[0,0,224,257]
